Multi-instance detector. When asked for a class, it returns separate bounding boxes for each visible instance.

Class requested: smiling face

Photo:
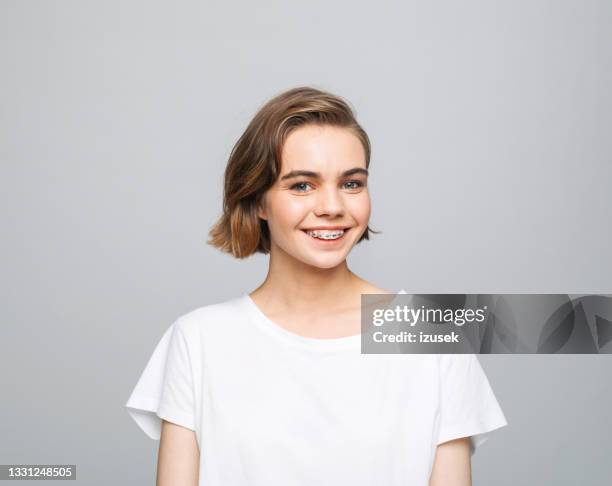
[257,124,371,269]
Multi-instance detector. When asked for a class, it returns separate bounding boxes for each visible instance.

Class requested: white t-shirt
[125,293,508,485]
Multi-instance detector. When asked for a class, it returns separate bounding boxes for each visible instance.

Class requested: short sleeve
[436,354,508,455]
[124,320,196,440]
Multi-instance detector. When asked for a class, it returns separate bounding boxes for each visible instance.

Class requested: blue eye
[290,182,312,192]
[344,180,363,190]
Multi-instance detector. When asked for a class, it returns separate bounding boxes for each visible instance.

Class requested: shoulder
[437,353,488,385]
[173,295,247,337]
[359,281,394,295]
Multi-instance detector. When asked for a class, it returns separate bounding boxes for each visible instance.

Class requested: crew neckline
[241,290,406,352]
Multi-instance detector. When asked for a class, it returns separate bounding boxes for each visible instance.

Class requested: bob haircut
[208,86,379,259]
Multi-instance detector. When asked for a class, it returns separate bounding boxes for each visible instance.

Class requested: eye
[343,180,364,190]
[290,181,313,192]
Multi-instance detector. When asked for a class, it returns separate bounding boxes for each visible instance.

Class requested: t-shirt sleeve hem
[125,395,195,441]
[436,416,508,456]
[157,402,196,432]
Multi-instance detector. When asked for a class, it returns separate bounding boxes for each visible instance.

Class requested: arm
[429,437,472,486]
[156,419,199,486]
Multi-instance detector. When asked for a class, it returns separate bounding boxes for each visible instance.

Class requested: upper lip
[302,226,350,231]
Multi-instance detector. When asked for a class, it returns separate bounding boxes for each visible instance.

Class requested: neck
[251,243,365,310]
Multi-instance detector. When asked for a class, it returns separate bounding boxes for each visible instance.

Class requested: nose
[313,184,345,217]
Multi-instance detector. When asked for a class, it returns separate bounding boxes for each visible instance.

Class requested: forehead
[280,124,366,173]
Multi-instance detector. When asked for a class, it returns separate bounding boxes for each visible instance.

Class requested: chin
[299,253,348,270]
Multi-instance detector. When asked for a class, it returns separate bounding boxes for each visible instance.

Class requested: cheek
[347,192,371,224]
[268,196,310,230]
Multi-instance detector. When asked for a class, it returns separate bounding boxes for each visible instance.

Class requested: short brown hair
[208,86,379,258]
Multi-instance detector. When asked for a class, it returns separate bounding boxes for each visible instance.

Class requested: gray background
[1,0,610,484]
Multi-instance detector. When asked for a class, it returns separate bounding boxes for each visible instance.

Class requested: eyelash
[290,180,364,192]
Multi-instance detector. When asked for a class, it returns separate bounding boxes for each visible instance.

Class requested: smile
[302,228,350,241]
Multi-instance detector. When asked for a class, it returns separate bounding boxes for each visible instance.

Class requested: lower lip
[301,229,350,247]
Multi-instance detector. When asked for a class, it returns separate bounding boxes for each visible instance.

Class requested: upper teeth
[306,229,345,239]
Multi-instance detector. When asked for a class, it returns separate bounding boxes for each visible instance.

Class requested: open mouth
[301,228,350,242]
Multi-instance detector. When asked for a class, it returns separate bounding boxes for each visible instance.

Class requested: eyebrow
[280,167,369,181]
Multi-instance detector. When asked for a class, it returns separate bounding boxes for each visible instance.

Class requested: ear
[256,198,268,221]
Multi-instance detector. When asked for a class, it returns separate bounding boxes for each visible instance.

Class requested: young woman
[125,87,508,485]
